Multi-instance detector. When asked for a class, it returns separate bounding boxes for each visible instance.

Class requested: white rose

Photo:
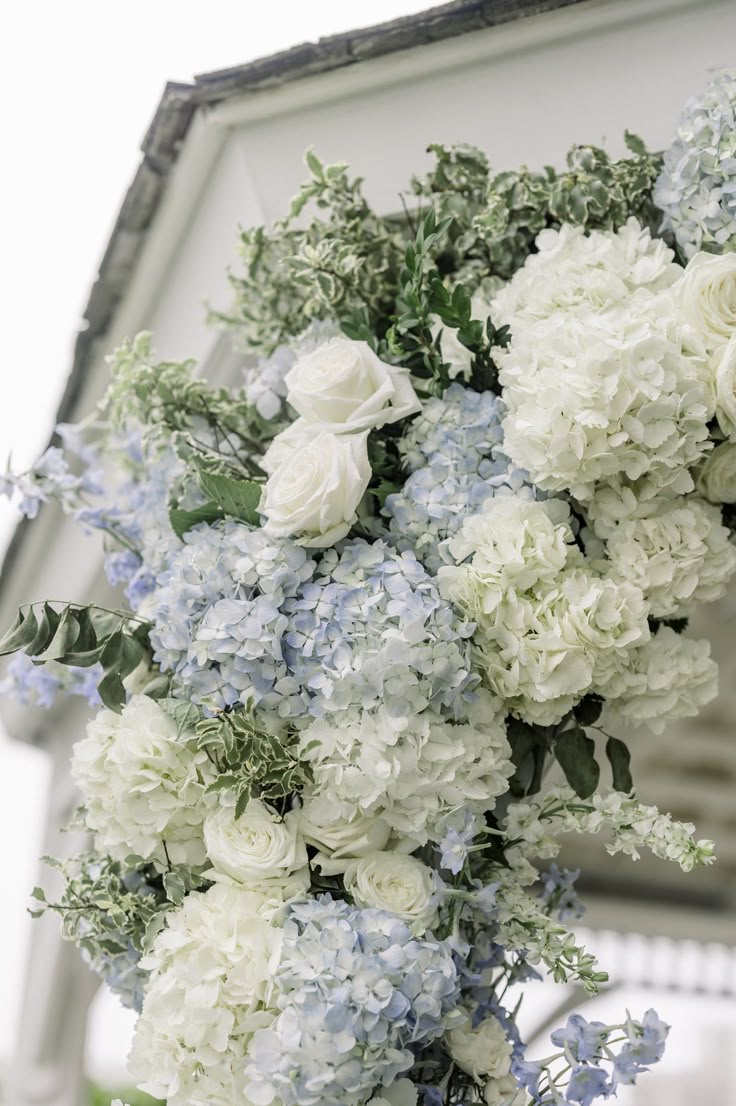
[367,1080,418,1106]
[446,1015,514,1082]
[678,251,736,354]
[285,337,420,432]
[259,429,371,547]
[300,795,392,875]
[696,440,736,503]
[716,336,736,440]
[260,419,315,476]
[344,851,438,933]
[203,798,307,885]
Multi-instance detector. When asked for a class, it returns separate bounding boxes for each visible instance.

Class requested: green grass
[88,1085,164,1106]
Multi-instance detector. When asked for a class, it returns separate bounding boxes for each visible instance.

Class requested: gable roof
[1,0,584,582]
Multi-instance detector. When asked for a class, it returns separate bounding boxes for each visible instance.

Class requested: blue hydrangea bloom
[654,69,736,257]
[245,896,462,1106]
[383,384,537,572]
[147,520,315,713]
[283,537,476,721]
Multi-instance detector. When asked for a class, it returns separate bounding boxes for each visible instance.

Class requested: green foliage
[507,701,634,799]
[32,853,170,960]
[221,151,404,352]
[196,709,312,817]
[105,332,271,479]
[0,602,152,712]
[413,135,663,282]
[88,1083,164,1106]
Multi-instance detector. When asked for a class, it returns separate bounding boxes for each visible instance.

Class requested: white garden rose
[71,695,216,870]
[299,795,392,876]
[260,418,315,475]
[446,1014,514,1082]
[696,440,736,503]
[284,337,420,432]
[603,495,736,617]
[367,1079,418,1106]
[129,882,282,1106]
[715,336,736,440]
[259,429,371,547]
[204,798,307,886]
[344,851,438,933]
[677,251,736,353]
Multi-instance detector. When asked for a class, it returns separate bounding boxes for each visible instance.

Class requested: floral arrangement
[3,70,736,1106]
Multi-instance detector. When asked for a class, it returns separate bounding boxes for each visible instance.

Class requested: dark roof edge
[0,0,585,588]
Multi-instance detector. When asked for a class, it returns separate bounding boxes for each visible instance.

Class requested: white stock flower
[676,251,736,354]
[71,695,216,870]
[598,627,719,733]
[446,1014,515,1082]
[259,429,371,547]
[285,337,420,432]
[203,798,307,886]
[696,440,736,503]
[128,882,282,1106]
[344,851,438,933]
[603,495,736,617]
[715,336,736,440]
[367,1079,418,1106]
[299,795,392,876]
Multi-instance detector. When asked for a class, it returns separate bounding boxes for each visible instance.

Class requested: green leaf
[624,130,648,156]
[605,736,633,794]
[34,607,81,662]
[159,698,201,736]
[169,500,224,539]
[555,728,600,798]
[28,602,61,657]
[197,469,262,526]
[575,695,603,728]
[0,607,39,656]
[163,870,186,907]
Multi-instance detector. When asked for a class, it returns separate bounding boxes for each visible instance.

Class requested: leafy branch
[0,601,153,712]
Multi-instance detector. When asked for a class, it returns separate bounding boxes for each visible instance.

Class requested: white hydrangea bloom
[600,494,736,617]
[598,627,719,733]
[71,695,216,870]
[128,882,284,1106]
[439,497,649,725]
[298,690,512,844]
[497,306,713,501]
[491,218,680,331]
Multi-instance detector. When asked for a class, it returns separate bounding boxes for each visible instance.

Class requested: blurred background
[0,2,734,1104]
